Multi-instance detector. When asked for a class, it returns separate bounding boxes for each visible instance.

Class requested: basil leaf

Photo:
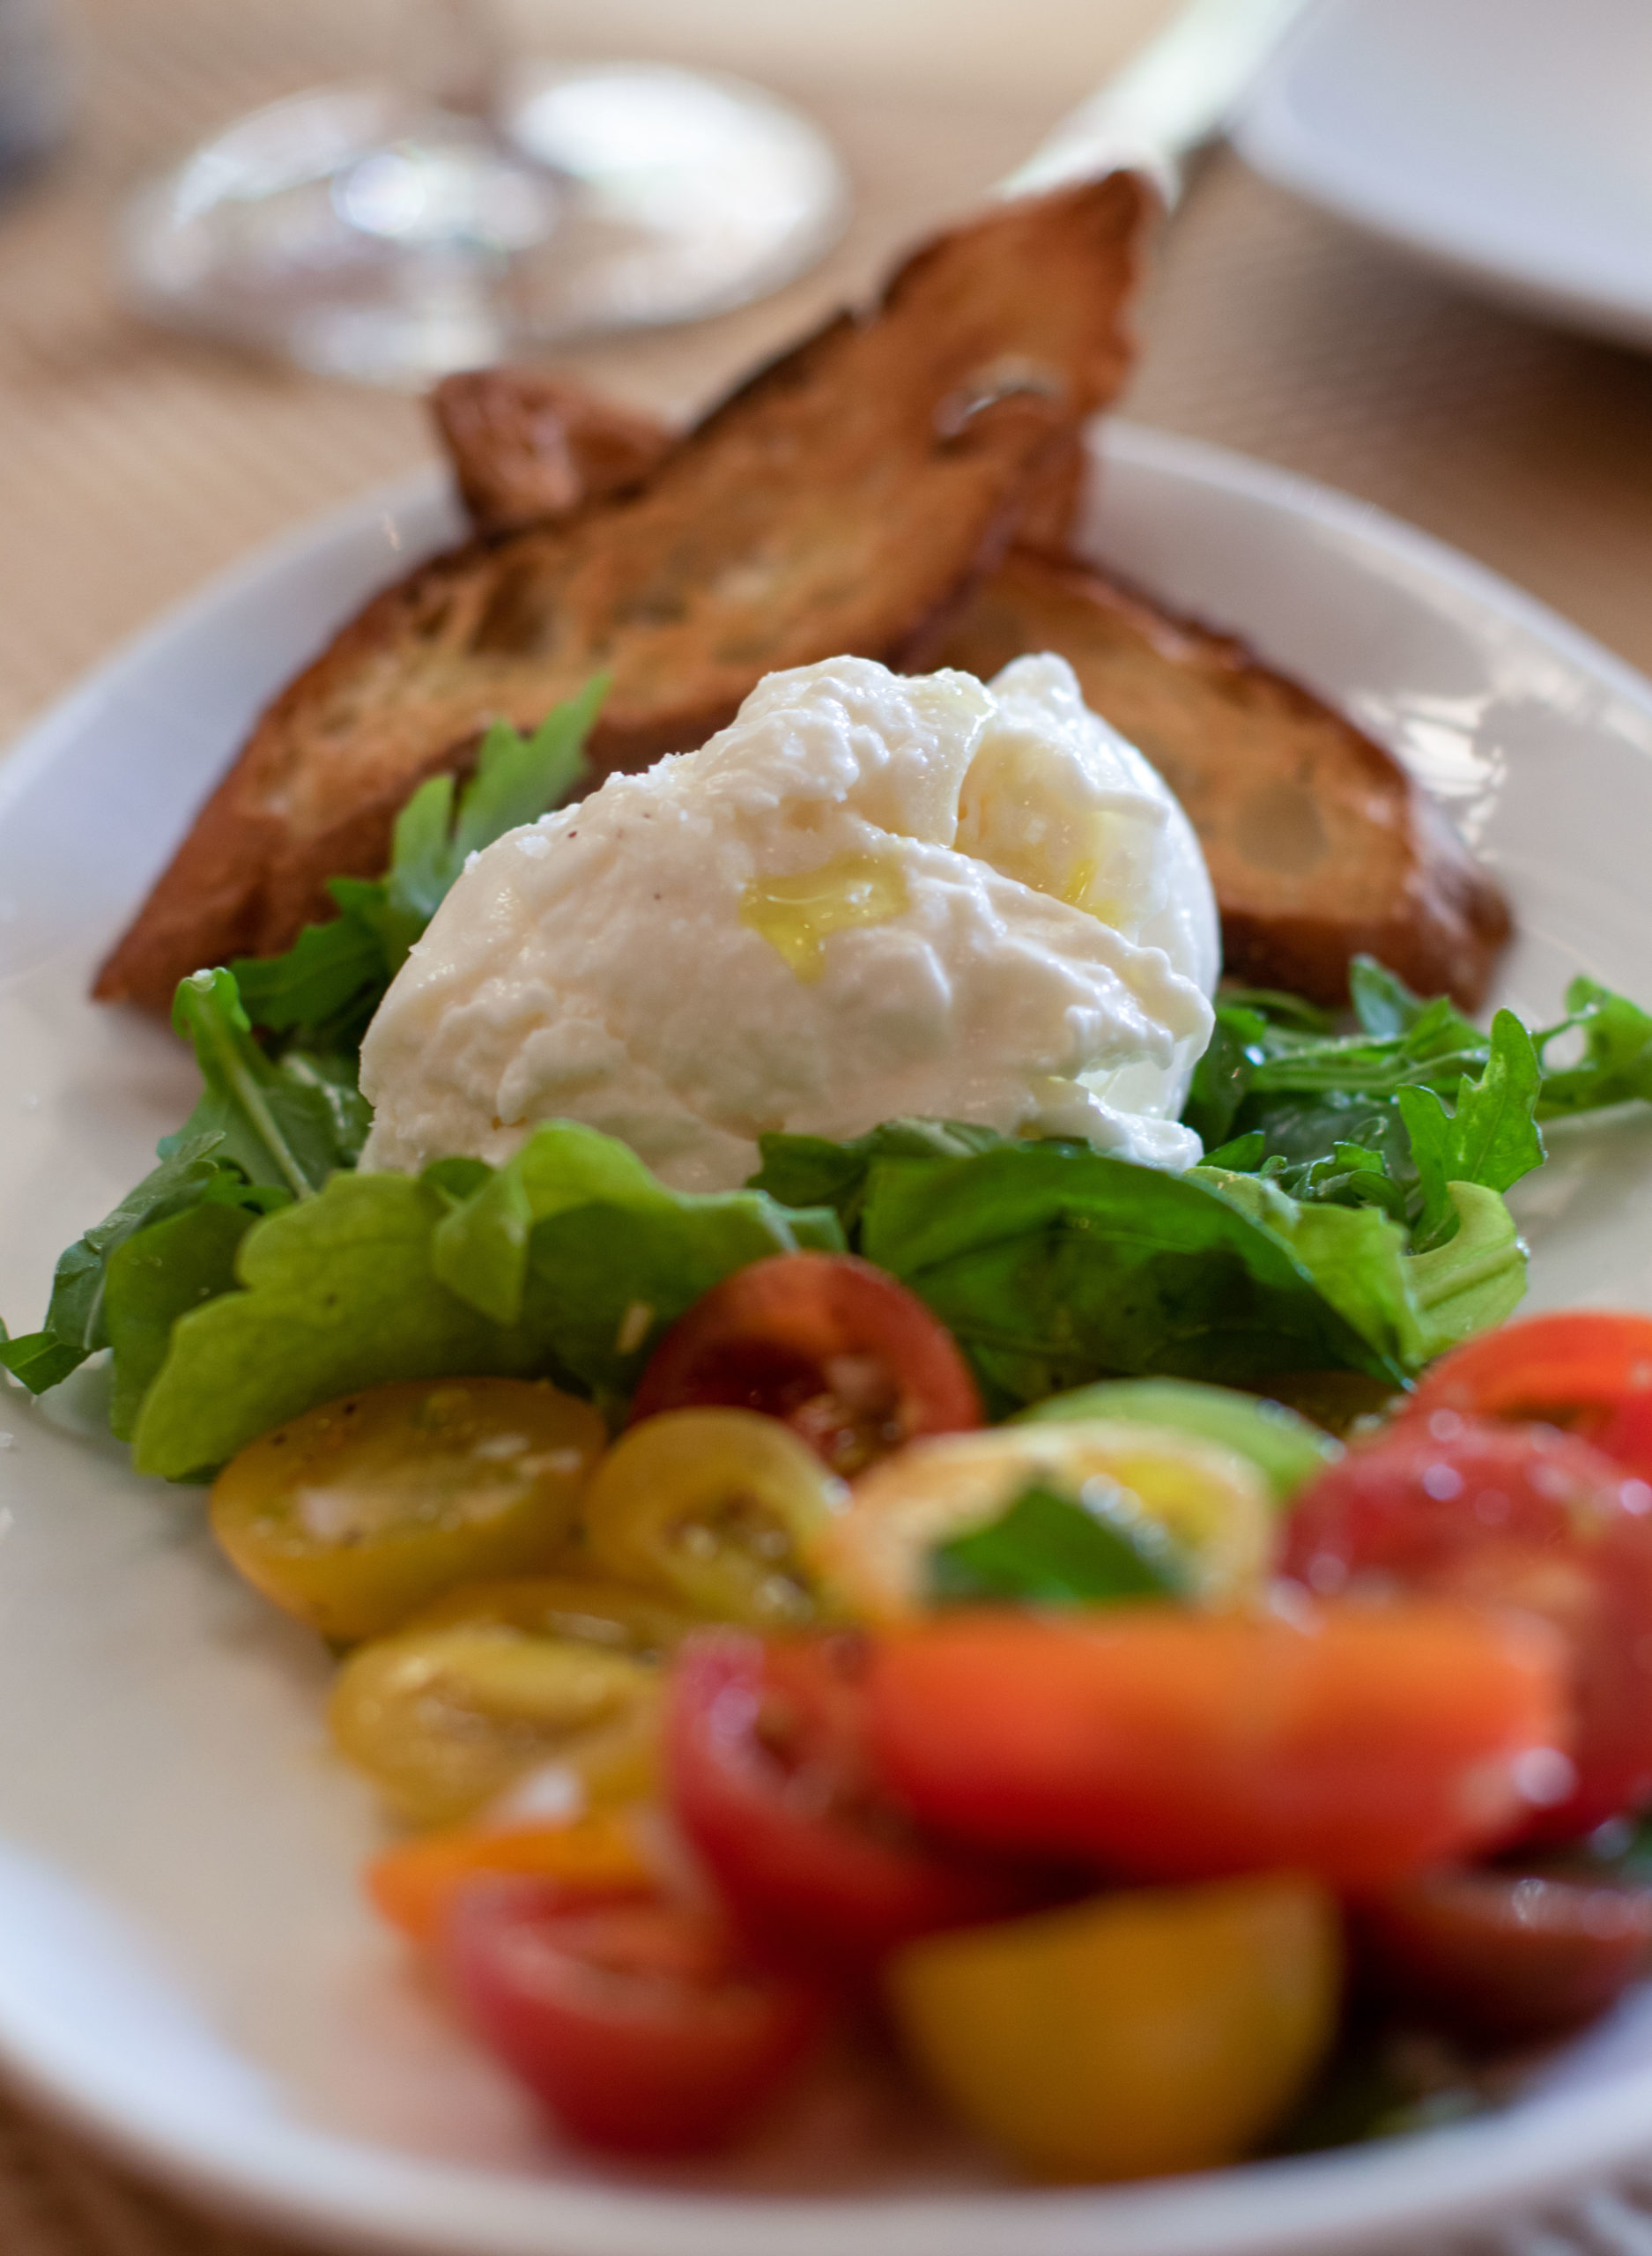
[857,1141,1401,1412]
[929,1480,1189,1607]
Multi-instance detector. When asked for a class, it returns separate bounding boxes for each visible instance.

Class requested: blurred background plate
[1232,0,1652,352]
[4,426,1652,2253]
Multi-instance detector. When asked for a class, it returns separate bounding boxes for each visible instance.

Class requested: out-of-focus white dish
[1233,0,1652,351]
[4,426,1652,2256]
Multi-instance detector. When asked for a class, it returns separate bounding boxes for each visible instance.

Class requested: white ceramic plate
[1232,0,1652,352]
[6,427,1652,2256]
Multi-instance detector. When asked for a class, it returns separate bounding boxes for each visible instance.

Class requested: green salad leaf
[1181,958,1565,1266]
[233,678,604,1055]
[929,1480,1189,1607]
[131,1122,842,1479]
[770,1133,1408,1409]
[1534,975,1652,1116]
[5,685,607,1407]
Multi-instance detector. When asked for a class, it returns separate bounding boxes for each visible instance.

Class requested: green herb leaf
[232,679,605,1053]
[0,1132,256,1393]
[167,969,367,1198]
[853,1139,1401,1414]
[130,1121,844,1477]
[749,1118,1016,1236]
[1395,1009,1545,1247]
[1536,976,1652,1116]
[930,1479,1189,1607]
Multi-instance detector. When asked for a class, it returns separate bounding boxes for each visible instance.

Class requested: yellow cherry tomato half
[886,1874,1340,2181]
[211,1377,607,1642]
[811,1418,1274,1626]
[366,1806,656,1944]
[329,1575,679,1825]
[579,1408,848,1629]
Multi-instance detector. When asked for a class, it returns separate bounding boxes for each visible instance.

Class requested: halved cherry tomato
[887,1875,1340,2181]
[665,1629,1043,1976]
[1351,1866,1652,2043]
[443,1881,825,2155]
[813,1421,1274,1624]
[865,1604,1567,1889]
[1404,1311,1652,1479]
[329,1576,685,1824]
[211,1377,605,1641]
[630,1252,982,1475]
[580,1408,846,1629]
[1282,1418,1652,1837]
[366,1807,656,1944]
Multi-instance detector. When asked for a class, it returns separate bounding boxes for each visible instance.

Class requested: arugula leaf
[1536,976,1652,1116]
[131,1121,843,1478]
[233,679,605,1054]
[1396,1010,1545,1247]
[167,969,368,1196]
[929,1480,1188,1607]
[1346,958,1430,1039]
[0,1132,281,1394]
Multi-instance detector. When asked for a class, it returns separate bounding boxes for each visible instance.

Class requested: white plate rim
[4,422,1652,2256]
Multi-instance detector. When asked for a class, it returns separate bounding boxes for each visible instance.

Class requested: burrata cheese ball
[359,653,1219,1191]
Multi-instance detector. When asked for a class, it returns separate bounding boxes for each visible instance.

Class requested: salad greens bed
[8,676,1652,1478]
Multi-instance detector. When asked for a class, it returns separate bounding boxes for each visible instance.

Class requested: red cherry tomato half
[1283,1417,1652,1838]
[1404,1311,1652,1480]
[442,1880,824,2155]
[864,1604,1567,1890]
[665,1629,1040,1977]
[631,1253,982,1476]
[1352,1866,1652,2044]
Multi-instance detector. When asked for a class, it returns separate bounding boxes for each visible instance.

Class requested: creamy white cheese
[359,653,1219,1191]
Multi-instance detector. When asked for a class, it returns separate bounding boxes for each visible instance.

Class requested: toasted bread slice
[96,174,1153,1012]
[937,549,1510,1007]
[430,370,673,534]
[435,365,1088,553]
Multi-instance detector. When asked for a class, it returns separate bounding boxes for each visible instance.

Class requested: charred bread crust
[431,370,674,534]
[97,173,1154,1011]
[937,548,1511,1009]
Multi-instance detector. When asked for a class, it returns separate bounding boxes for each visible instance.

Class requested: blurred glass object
[116,0,847,386]
[0,0,70,190]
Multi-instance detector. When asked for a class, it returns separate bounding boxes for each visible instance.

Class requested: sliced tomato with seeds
[665,1629,1041,1976]
[1283,1416,1652,1838]
[442,1880,824,2155]
[630,1252,982,1476]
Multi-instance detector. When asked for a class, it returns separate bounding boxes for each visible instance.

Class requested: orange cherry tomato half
[366,1807,656,1945]
[629,1252,982,1477]
[442,1881,824,2155]
[1404,1310,1652,1478]
[864,1604,1568,1891]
